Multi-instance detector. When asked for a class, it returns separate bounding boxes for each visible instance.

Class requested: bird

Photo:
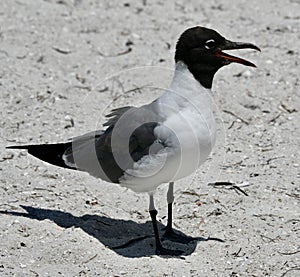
[7,26,260,255]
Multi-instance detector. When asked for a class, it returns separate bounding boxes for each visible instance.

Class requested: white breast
[120,62,216,192]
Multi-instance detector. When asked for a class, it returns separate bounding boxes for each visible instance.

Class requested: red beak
[215,40,261,67]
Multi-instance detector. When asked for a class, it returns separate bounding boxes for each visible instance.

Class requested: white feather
[120,62,216,192]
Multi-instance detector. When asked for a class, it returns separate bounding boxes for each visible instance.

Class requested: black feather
[6,143,75,169]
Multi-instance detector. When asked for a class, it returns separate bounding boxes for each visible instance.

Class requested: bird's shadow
[0,205,224,258]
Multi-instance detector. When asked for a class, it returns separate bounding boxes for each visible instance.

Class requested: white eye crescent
[205,39,216,49]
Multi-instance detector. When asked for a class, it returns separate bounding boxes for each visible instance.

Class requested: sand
[0,0,299,276]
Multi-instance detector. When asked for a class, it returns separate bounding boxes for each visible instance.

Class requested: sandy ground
[0,0,299,276]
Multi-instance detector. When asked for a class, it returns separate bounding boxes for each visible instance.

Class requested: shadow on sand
[0,205,224,258]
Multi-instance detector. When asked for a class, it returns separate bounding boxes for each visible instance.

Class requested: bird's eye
[205,39,216,49]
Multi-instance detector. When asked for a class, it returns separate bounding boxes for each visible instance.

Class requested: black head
[175,26,260,89]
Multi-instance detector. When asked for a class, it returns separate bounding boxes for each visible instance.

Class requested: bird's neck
[169,61,213,102]
[154,61,214,118]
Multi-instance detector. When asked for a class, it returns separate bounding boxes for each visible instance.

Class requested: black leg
[163,182,174,232]
[164,202,174,234]
[149,195,183,256]
[162,183,194,244]
[149,209,163,250]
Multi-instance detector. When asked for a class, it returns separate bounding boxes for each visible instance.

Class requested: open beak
[215,40,261,67]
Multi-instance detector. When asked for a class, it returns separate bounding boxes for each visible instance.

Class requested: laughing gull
[7,26,260,255]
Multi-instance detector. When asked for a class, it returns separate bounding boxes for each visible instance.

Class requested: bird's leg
[162,182,194,244]
[149,194,162,251]
[165,181,174,233]
[149,194,183,256]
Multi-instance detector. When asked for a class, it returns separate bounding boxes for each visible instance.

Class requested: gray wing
[67,106,134,142]
[63,104,164,183]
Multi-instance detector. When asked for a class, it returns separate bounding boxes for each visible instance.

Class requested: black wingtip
[7,143,75,170]
[6,145,29,150]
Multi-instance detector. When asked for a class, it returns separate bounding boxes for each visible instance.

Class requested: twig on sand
[278,249,300,256]
[111,84,150,102]
[97,47,132,57]
[232,247,243,257]
[227,120,236,129]
[232,185,249,196]
[281,267,300,277]
[285,192,300,200]
[52,46,72,54]
[280,102,297,113]
[268,112,282,124]
[223,109,249,125]
[0,153,14,162]
[83,254,98,264]
[263,156,284,165]
[208,182,249,196]
[260,234,280,243]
